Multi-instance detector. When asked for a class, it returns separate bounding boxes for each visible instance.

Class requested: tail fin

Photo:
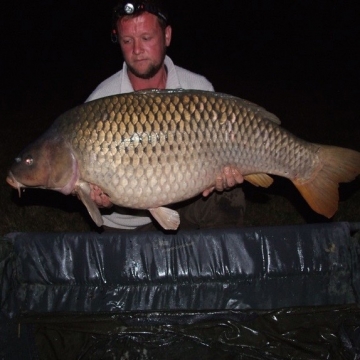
[293,145,360,218]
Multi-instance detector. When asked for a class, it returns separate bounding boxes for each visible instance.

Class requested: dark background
[2,1,359,130]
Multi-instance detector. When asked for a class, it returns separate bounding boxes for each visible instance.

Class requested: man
[87,0,245,231]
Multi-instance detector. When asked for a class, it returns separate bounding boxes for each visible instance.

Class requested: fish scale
[7,89,360,230]
[55,91,309,208]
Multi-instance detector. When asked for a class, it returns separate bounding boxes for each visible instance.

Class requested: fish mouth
[6,171,24,197]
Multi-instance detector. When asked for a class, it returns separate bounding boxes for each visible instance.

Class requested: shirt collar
[120,55,181,92]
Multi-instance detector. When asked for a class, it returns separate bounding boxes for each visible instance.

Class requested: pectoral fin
[149,207,180,230]
[244,173,274,188]
[76,182,103,227]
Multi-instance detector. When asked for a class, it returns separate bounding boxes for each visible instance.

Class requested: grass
[1,85,360,236]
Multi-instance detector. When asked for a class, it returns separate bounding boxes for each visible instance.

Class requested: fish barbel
[6,89,360,229]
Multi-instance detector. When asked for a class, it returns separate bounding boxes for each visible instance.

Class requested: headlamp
[113,1,168,24]
[124,3,135,14]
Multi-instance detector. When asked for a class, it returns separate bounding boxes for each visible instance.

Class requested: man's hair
[112,0,169,30]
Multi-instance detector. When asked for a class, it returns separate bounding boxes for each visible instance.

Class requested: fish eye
[25,156,33,166]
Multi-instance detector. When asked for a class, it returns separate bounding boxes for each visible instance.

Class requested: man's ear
[165,25,172,46]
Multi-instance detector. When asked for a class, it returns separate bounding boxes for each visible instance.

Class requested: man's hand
[202,166,244,197]
[89,184,113,208]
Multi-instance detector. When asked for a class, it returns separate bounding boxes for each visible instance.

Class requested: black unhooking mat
[1,222,360,359]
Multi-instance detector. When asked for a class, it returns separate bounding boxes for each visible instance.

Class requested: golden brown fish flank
[7,89,360,229]
[60,91,315,205]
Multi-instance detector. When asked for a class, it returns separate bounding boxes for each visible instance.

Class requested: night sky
[2,1,359,141]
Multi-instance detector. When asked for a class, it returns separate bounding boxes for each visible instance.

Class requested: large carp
[6,89,360,230]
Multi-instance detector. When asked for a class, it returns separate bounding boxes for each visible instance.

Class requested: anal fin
[244,173,274,188]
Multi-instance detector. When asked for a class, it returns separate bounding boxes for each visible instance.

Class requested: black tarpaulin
[1,222,360,359]
[22,305,360,359]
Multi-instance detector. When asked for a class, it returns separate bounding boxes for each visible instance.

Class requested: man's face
[117,12,172,79]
